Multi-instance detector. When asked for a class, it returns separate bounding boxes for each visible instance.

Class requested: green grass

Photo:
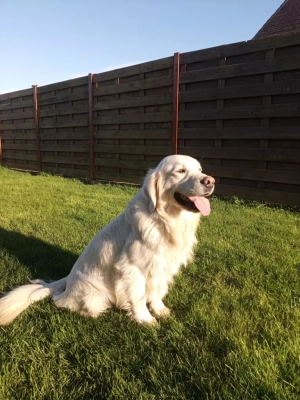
[0,166,299,400]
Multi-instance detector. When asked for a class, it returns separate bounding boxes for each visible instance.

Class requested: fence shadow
[0,227,78,286]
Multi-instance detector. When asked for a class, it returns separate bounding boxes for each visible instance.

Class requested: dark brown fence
[0,88,38,171]
[92,57,174,183]
[37,76,90,178]
[1,32,300,205]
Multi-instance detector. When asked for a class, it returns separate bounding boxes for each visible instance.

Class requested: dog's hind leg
[78,291,111,318]
[52,280,111,319]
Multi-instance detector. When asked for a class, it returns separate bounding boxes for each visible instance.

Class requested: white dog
[0,155,215,326]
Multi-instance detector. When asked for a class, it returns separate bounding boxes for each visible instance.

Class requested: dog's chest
[148,239,194,282]
[154,220,198,275]
[169,211,199,265]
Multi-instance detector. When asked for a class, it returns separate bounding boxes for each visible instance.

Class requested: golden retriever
[0,155,215,326]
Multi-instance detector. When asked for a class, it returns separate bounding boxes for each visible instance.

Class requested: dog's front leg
[116,266,158,326]
[146,277,171,319]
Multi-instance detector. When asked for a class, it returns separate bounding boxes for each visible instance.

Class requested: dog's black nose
[201,176,215,187]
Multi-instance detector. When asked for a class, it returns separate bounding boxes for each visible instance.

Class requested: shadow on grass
[0,226,78,284]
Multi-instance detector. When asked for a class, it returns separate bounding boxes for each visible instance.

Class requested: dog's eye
[177,169,186,173]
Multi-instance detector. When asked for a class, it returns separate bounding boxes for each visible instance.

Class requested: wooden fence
[0,31,300,206]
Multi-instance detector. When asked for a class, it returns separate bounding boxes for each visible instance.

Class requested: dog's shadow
[0,226,77,288]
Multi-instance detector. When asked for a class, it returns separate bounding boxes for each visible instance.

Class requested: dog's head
[143,155,215,216]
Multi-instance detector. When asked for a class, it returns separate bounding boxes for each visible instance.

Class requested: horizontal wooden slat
[2,161,38,171]
[216,184,300,206]
[178,146,300,162]
[2,143,37,151]
[94,112,171,125]
[93,94,172,110]
[0,111,34,121]
[95,144,172,155]
[180,31,300,64]
[38,77,88,94]
[0,88,32,102]
[95,157,157,170]
[93,57,173,82]
[94,129,172,140]
[0,99,34,111]
[41,143,89,152]
[93,76,172,96]
[39,119,88,129]
[40,131,88,140]
[206,165,300,185]
[39,105,89,117]
[180,79,300,103]
[180,56,300,83]
[95,171,142,184]
[42,166,89,178]
[2,152,37,161]
[178,127,300,140]
[38,91,88,106]
[41,155,88,166]
[179,104,300,121]
[0,132,36,140]
[0,122,35,130]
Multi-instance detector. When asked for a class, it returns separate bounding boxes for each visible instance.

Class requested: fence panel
[92,57,174,184]
[0,88,38,171]
[38,76,90,178]
[178,32,300,206]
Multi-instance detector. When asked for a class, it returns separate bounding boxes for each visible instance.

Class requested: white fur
[0,155,214,326]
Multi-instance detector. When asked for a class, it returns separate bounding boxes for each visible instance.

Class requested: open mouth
[174,192,211,216]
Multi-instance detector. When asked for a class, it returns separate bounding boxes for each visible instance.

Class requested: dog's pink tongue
[188,196,211,216]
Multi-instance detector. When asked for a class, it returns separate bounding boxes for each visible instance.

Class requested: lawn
[0,166,299,400]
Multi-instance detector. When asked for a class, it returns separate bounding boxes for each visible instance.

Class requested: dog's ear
[143,168,161,213]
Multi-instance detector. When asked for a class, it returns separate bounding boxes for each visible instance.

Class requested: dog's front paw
[141,316,158,326]
[150,303,171,319]
[132,309,158,326]
[158,306,171,318]
[154,306,171,319]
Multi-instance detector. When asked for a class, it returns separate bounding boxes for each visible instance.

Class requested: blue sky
[1,0,283,94]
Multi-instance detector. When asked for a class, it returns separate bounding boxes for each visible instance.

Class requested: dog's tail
[0,277,67,326]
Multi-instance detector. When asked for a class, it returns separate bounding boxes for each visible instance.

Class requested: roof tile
[253,0,300,39]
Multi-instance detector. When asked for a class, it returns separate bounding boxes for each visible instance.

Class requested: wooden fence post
[88,73,95,181]
[32,85,42,171]
[0,135,2,165]
[172,52,180,155]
